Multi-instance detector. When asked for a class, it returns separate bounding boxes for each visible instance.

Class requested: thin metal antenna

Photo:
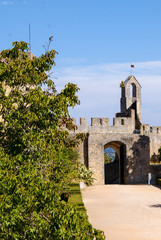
[29,23,31,52]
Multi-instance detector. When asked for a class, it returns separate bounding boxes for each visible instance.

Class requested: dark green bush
[156,178,161,186]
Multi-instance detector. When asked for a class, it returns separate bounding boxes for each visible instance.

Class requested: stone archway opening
[104,141,126,184]
[130,83,136,98]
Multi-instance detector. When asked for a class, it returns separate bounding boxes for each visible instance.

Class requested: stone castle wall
[70,115,161,185]
[69,75,161,185]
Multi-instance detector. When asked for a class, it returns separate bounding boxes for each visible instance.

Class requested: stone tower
[119,75,142,130]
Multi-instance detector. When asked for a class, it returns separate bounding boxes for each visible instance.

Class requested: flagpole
[130,63,135,76]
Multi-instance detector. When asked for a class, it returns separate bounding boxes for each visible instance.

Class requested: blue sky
[1,0,161,126]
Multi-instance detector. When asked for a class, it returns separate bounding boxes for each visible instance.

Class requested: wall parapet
[71,115,135,134]
[70,118,161,138]
[150,126,161,136]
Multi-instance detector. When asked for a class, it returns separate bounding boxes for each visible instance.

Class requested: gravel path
[82,185,161,240]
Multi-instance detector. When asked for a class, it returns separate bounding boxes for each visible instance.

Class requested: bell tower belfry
[120,75,142,129]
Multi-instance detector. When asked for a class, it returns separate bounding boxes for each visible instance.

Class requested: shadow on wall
[128,135,150,184]
[105,161,119,184]
[150,153,160,164]
[83,134,89,168]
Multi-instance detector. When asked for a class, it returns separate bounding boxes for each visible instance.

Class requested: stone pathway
[82,185,161,240]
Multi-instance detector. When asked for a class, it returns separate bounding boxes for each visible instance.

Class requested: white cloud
[58,57,88,65]
[1,1,13,4]
[0,0,27,5]
[54,61,161,126]
[21,0,27,4]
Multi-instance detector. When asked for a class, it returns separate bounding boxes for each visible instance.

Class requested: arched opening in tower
[130,83,136,98]
[104,141,126,184]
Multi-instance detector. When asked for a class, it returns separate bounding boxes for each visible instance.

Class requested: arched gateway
[69,76,161,184]
[104,141,126,184]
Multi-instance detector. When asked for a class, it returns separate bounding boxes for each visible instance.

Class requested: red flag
[131,64,135,68]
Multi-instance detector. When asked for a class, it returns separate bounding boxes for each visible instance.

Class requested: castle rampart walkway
[82,185,161,240]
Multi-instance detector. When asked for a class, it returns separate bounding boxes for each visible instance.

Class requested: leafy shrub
[156,178,161,186]
[51,201,105,239]
[78,163,94,186]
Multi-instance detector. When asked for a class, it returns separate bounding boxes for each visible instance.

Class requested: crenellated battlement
[140,124,161,136]
[91,118,109,126]
[150,126,161,135]
[70,109,136,133]
[71,116,161,138]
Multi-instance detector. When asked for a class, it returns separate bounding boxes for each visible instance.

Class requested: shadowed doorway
[104,141,126,184]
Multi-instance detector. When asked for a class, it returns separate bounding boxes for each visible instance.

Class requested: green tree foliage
[104,152,113,164]
[0,41,105,239]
